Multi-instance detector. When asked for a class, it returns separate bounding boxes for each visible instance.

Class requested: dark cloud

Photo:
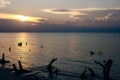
[52,9,71,12]
[0,18,120,32]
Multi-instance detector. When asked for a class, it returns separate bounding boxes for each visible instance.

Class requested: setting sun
[0,13,45,23]
[15,15,42,22]
[17,15,29,21]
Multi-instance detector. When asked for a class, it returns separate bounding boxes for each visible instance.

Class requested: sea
[0,33,120,80]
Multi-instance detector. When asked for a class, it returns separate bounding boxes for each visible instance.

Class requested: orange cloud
[0,13,47,23]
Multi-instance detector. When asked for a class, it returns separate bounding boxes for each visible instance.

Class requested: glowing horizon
[0,13,45,23]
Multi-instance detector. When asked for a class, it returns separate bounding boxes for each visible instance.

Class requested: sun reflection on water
[14,33,32,68]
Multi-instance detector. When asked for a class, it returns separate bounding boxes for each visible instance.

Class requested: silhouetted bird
[90,51,95,55]
[41,46,43,48]
[18,42,22,46]
[9,46,11,52]
[26,42,27,45]
[20,57,22,59]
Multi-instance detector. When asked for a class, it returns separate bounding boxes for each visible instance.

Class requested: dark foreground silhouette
[0,51,114,80]
[0,53,10,67]
[12,60,31,74]
[95,59,113,80]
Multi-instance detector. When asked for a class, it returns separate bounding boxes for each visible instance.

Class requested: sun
[17,15,29,21]
[15,15,41,22]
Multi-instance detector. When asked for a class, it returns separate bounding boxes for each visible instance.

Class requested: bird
[18,42,22,46]
[90,51,95,55]
[9,46,11,52]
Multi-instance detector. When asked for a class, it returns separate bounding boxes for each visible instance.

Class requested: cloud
[75,7,120,11]
[43,7,120,15]
[42,7,120,28]
[43,7,120,21]
[43,8,86,18]
[43,8,106,15]
[73,8,120,20]
[0,13,47,23]
[1,18,120,32]
[0,0,10,8]
[93,13,113,22]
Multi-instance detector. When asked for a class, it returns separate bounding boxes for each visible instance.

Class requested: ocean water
[0,33,120,80]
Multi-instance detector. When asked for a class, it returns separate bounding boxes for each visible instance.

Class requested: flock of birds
[0,41,44,74]
[90,51,102,56]
[7,42,43,53]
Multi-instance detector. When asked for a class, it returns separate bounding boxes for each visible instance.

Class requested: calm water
[0,33,120,79]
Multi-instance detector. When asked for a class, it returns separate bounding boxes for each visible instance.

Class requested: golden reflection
[69,36,80,59]
[17,33,28,42]
[15,33,30,66]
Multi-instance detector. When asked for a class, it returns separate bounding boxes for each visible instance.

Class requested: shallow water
[0,33,120,80]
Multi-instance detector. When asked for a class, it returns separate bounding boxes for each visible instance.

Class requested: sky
[0,0,120,32]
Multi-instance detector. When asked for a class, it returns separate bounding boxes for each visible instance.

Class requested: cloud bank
[43,7,120,26]
[43,7,120,18]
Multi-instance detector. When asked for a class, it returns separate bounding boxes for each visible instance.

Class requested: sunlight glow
[16,15,41,22]
[0,13,45,23]
[17,15,29,21]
